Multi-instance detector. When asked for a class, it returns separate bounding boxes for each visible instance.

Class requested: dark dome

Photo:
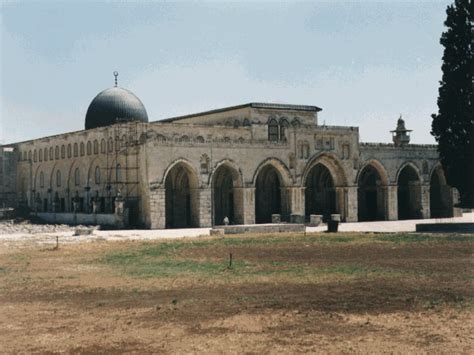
[85,87,148,129]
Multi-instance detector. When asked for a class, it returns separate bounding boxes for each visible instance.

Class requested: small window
[95,166,100,184]
[61,145,65,159]
[200,154,210,174]
[116,164,122,183]
[55,146,59,160]
[93,140,99,154]
[33,150,37,162]
[268,119,279,142]
[101,139,106,153]
[195,136,204,143]
[74,168,80,186]
[39,149,43,162]
[49,147,53,160]
[87,141,92,155]
[67,144,72,158]
[243,118,251,127]
[233,120,240,128]
[44,148,48,161]
[56,170,61,187]
[73,143,78,157]
[28,151,32,161]
[108,138,113,152]
[279,119,289,142]
[39,171,44,188]
[122,135,127,148]
[80,142,85,156]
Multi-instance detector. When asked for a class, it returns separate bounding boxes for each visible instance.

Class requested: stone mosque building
[0,73,457,229]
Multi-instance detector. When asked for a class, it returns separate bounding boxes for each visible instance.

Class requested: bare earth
[0,231,472,354]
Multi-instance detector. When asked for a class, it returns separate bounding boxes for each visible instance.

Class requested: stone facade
[1,102,457,228]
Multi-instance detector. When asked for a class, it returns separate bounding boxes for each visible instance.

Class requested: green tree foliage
[431,0,473,207]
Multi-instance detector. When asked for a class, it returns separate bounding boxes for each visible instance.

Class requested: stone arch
[397,163,422,220]
[163,160,200,228]
[253,158,292,223]
[357,160,389,221]
[429,164,452,218]
[210,160,244,225]
[303,153,347,221]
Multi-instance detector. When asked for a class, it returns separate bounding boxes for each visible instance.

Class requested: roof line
[156,102,322,123]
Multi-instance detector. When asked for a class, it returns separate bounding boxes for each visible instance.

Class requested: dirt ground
[0,232,472,354]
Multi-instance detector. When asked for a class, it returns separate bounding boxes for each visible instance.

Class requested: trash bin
[327,214,341,233]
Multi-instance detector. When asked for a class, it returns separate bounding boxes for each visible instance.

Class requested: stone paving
[0,212,472,248]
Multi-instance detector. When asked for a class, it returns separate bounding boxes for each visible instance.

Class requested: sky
[1,0,452,144]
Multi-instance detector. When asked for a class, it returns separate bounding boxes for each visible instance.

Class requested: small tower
[391,115,412,147]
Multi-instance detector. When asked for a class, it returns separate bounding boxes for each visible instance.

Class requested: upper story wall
[158,103,321,127]
[359,142,440,185]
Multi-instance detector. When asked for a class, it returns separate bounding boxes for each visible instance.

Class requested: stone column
[345,186,358,222]
[387,185,398,221]
[149,188,166,229]
[241,187,255,225]
[334,187,346,221]
[420,183,430,219]
[284,187,305,223]
[197,188,212,227]
[233,187,245,225]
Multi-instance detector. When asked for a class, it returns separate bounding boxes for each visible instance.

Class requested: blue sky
[1,0,451,144]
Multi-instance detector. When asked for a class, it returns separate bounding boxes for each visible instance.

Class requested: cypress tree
[431,0,473,207]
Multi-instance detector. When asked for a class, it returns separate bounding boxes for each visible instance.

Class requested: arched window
[243,118,251,127]
[200,154,210,174]
[100,139,106,153]
[55,146,59,160]
[39,149,43,162]
[44,148,48,161]
[80,142,85,156]
[86,141,92,155]
[93,140,99,154]
[108,138,113,152]
[74,168,80,186]
[115,136,120,151]
[67,144,72,158]
[122,135,127,148]
[233,120,241,128]
[49,147,53,160]
[268,119,279,142]
[95,166,100,184]
[39,171,44,188]
[33,150,37,162]
[116,164,122,183]
[56,170,61,187]
[61,145,65,159]
[27,151,31,161]
[291,118,301,128]
[195,136,204,143]
[279,119,289,142]
[73,143,78,157]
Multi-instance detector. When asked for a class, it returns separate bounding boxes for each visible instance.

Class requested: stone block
[271,214,281,223]
[290,214,305,224]
[309,214,323,227]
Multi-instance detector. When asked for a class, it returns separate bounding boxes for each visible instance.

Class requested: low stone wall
[34,212,125,228]
[416,223,474,233]
[221,223,305,235]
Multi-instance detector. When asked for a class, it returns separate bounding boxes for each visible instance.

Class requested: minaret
[391,115,412,147]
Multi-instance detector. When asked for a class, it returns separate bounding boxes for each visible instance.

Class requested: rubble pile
[0,220,74,235]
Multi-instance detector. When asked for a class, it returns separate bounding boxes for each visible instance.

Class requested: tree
[431,0,473,207]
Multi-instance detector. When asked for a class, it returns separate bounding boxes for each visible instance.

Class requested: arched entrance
[430,166,452,218]
[255,165,282,223]
[212,164,242,225]
[165,163,199,228]
[305,163,336,221]
[358,165,386,221]
[397,165,422,220]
